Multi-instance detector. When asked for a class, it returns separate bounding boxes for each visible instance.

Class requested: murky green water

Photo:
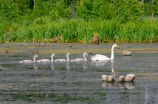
[0,43,158,103]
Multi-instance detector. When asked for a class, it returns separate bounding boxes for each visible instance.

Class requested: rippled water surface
[0,43,158,104]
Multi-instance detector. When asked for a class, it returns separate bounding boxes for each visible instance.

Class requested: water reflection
[123,56,131,59]
[144,87,149,104]
[111,60,114,73]
[119,82,135,89]
[71,61,88,70]
[125,82,135,89]
[83,61,88,69]
[102,81,135,89]
[33,62,38,70]
[91,60,110,66]
[51,62,55,70]
[102,81,115,88]
[66,62,70,70]
[90,60,114,73]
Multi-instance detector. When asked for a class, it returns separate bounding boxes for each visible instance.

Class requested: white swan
[55,52,71,62]
[71,52,88,62]
[19,55,38,63]
[91,44,118,61]
[37,53,55,62]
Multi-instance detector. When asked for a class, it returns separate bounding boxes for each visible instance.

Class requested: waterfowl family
[91,44,119,61]
[55,52,71,62]
[71,52,88,62]
[19,55,38,63]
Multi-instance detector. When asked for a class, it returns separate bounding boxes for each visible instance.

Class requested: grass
[0,17,158,43]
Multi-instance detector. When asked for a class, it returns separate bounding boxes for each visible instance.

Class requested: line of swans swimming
[19,44,119,63]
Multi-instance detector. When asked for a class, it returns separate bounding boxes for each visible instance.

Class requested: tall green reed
[0,17,158,43]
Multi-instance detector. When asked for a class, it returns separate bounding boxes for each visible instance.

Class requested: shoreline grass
[0,18,158,43]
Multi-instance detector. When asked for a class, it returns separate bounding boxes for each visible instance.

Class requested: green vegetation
[0,0,158,43]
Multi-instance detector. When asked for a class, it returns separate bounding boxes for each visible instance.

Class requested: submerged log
[122,51,132,56]
[124,74,135,82]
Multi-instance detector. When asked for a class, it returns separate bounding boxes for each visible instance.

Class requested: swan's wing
[20,60,33,63]
[91,54,110,61]
[55,59,67,62]
[37,60,42,62]
[71,58,84,62]
[37,59,50,62]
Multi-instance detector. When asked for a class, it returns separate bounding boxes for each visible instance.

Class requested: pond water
[0,43,158,104]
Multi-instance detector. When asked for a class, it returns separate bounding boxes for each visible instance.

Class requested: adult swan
[91,44,119,61]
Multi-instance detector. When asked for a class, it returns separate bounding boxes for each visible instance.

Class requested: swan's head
[84,52,88,56]
[113,44,119,48]
[34,55,38,58]
[67,52,71,56]
[51,53,55,57]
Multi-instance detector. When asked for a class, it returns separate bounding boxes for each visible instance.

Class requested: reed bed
[0,18,158,43]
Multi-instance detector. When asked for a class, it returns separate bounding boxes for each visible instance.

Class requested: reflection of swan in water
[71,52,88,62]
[144,87,149,104]
[37,53,55,62]
[20,55,38,63]
[91,60,114,72]
[66,61,70,70]
[111,60,114,73]
[91,44,118,61]
[55,52,71,62]
[71,61,88,69]
[91,60,109,66]
[33,63,38,70]
[51,62,55,70]
[83,61,88,69]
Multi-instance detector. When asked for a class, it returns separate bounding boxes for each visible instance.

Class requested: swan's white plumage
[19,55,38,63]
[55,52,71,62]
[37,53,55,62]
[91,44,118,61]
[71,52,88,62]
[37,59,50,62]
[91,54,110,61]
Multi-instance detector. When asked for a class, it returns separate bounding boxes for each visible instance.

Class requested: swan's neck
[83,54,87,61]
[110,46,115,60]
[66,54,70,61]
[33,56,37,62]
[51,56,54,62]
